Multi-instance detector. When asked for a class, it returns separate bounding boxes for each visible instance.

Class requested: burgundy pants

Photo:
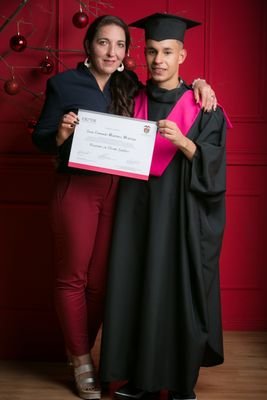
[50,173,119,356]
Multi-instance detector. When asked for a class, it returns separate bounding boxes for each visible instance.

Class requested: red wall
[0,0,266,360]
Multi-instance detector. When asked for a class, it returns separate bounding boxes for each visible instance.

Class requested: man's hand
[157,119,197,160]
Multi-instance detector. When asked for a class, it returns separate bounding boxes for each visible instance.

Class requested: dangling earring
[117,62,124,72]
[84,57,91,69]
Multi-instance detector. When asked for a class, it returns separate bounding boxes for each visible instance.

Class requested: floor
[0,331,266,400]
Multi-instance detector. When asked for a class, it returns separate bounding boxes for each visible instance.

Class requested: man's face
[145,39,186,89]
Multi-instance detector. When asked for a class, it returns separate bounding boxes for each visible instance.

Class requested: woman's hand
[157,119,197,161]
[56,112,79,146]
[192,78,217,112]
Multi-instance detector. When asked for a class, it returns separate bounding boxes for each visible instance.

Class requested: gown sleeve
[32,78,64,153]
[187,107,227,298]
[189,107,227,197]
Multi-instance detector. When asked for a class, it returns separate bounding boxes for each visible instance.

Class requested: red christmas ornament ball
[40,57,54,74]
[72,11,89,28]
[10,34,27,52]
[4,79,20,95]
[124,55,136,71]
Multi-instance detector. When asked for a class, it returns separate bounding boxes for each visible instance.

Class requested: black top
[32,63,112,173]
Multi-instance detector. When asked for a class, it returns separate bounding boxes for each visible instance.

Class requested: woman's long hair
[83,15,141,117]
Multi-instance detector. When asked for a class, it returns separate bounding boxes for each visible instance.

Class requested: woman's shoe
[74,363,101,400]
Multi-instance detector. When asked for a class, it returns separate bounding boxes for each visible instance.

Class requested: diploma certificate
[68,109,157,180]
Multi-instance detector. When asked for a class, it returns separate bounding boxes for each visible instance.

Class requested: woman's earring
[117,62,124,72]
[84,57,91,68]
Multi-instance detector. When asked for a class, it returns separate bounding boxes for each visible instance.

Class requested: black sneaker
[169,391,197,400]
[114,383,146,399]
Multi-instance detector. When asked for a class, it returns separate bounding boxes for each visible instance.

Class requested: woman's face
[89,24,127,77]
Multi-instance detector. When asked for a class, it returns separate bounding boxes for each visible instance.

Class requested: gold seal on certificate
[68,109,157,180]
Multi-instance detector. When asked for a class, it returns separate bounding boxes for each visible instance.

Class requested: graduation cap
[129,13,201,43]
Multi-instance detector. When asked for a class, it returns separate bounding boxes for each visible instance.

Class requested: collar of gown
[146,79,185,104]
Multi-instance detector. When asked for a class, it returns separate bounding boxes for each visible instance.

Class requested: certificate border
[78,109,157,125]
[68,109,157,181]
[68,161,149,181]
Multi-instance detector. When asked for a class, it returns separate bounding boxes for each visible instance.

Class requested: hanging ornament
[4,78,21,95]
[27,118,37,134]
[124,55,137,71]
[40,56,54,74]
[10,33,27,52]
[72,11,89,28]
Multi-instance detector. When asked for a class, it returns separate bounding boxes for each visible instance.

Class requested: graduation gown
[100,81,227,393]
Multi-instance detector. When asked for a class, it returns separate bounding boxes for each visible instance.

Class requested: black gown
[100,80,227,394]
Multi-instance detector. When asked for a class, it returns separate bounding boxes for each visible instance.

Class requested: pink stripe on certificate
[68,161,149,180]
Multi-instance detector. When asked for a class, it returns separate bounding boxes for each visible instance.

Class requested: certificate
[68,109,157,180]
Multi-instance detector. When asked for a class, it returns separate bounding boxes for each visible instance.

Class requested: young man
[100,13,231,400]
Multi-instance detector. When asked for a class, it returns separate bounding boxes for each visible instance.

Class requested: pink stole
[134,89,201,176]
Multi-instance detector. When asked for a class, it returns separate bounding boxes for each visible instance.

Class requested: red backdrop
[0,0,266,360]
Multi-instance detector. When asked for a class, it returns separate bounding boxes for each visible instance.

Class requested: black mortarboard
[129,13,201,43]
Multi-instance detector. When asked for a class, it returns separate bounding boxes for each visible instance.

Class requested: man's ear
[178,48,187,65]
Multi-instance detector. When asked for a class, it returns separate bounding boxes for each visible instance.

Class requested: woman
[32,14,216,400]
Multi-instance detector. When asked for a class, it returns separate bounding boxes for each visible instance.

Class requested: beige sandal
[74,364,101,400]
